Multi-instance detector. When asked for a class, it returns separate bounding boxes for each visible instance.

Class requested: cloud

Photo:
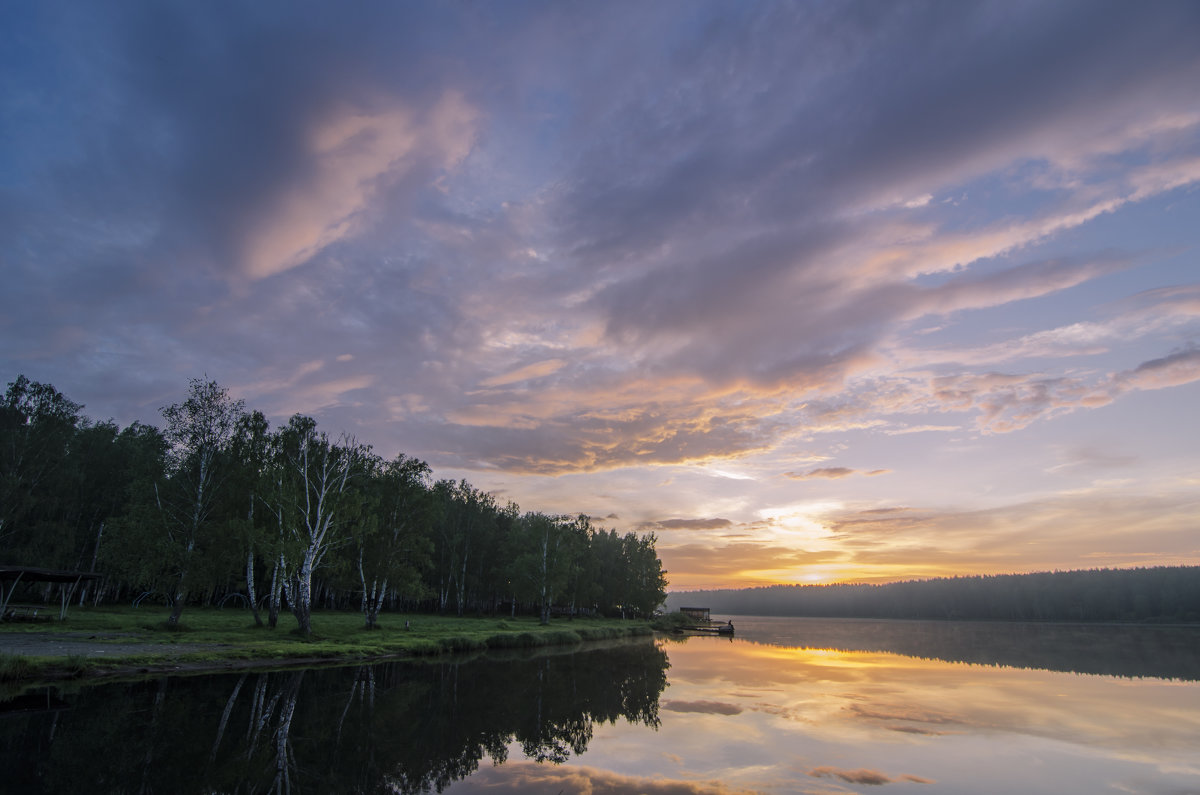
[824,489,1200,576]
[923,348,1200,434]
[433,377,797,473]
[786,468,890,481]
[480,358,568,388]
[662,699,744,716]
[808,767,934,786]
[1117,347,1200,392]
[1046,446,1138,473]
[894,279,1200,369]
[450,761,759,795]
[647,518,734,532]
[3,0,1199,580]
[242,93,480,279]
[660,542,845,589]
[908,254,1132,320]
[848,704,965,730]
[882,425,959,435]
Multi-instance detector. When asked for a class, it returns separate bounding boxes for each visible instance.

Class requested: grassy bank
[0,606,654,685]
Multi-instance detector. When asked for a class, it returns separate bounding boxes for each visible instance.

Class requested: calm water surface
[3,618,1199,794]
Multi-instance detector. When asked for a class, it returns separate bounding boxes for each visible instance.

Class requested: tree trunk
[246,675,270,753]
[366,576,386,629]
[456,552,469,617]
[336,668,365,742]
[211,673,247,761]
[358,549,385,630]
[268,554,283,629]
[272,672,304,795]
[247,548,263,627]
[540,568,550,625]
[167,575,186,628]
[293,551,314,637]
[79,521,105,606]
[246,496,263,627]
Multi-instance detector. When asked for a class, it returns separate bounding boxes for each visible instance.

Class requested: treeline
[668,567,1200,623]
[0,375,668,633]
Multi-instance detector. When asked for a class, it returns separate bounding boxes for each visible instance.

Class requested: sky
[2,1,1199,591]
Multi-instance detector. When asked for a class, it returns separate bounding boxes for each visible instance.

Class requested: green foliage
[1,376,84,565]
[62,654,88,677]
[0,374,670,631]
[650,611,697,631]
[0,653,36,681]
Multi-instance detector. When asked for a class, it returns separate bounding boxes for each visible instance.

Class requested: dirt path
[0,631,228,658]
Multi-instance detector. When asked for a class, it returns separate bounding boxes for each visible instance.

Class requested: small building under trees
[0,566,103,621]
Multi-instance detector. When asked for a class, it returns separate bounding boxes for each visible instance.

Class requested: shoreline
[0,609,658,691]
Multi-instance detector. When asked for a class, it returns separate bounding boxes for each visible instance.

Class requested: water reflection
[4,621,1200,794]
[724,615,1200,679]
[638,623,1200,794]
[0,639,668,794]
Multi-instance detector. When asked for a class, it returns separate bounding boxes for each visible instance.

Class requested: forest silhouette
[669,566,1200,623]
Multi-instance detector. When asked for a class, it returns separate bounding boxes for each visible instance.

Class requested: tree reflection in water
[0,638,669,794]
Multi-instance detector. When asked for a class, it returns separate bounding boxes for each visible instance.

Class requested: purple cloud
[2,1,1198,582]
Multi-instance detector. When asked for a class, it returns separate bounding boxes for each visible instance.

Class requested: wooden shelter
[0,566,102,621]
[680,606,711,622]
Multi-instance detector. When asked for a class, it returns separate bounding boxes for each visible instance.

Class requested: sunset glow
[2,1,1198,590]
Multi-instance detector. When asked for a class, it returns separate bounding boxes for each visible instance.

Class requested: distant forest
[667,567,1200,623]
[1,375,667,633]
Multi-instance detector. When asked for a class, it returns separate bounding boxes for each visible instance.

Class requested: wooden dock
[676,623,734,636]
[674,608,734,636]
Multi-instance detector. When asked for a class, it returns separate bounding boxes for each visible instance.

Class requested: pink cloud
[241,92,480,280]
[785,467,890,480]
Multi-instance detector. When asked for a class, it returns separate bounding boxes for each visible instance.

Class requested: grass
[650,611,702,632]
[0,653,37,681]
[0,605,654,684]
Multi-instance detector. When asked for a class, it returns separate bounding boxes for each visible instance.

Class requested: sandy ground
[0,631,228,658]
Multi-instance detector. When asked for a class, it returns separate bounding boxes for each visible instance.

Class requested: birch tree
[354,453,432,629]
[157,378,245,627]
[274,415,367,636]
[517,512,575,625]
[431,480,497,616]
[229,410,272,626]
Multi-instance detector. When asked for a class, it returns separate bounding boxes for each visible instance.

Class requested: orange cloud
[658,484,1200,590]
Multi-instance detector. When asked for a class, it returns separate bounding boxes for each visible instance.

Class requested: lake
[2,617,1199,793]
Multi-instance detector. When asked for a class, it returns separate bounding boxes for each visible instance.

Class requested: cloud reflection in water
[453,620,1200,794]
